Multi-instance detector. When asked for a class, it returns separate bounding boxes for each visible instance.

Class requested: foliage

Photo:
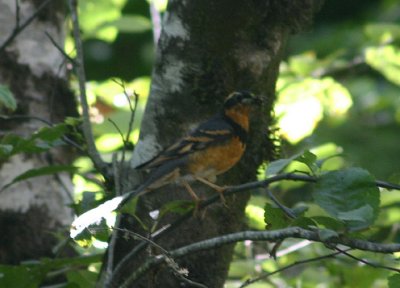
[1,0,400,287]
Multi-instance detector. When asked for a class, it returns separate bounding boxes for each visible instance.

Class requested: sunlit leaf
[0,85,17,111]
[275,77,352,143]
[245,204,266,230]
[365,45,400,86]
[313,168,380,230]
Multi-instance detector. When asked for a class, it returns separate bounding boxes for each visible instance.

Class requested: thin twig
[267,188,296,219]
[45,31,76,64]
[335,246,400,273]
[240,249,348,287]
[67,0,108,176]
[0,0,55,53]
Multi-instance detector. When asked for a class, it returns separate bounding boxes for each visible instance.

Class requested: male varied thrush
[120,90,261,206]
[71,91,260,237]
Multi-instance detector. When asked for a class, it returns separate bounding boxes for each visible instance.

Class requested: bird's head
[223,91,261,130]
[223,91,261,110]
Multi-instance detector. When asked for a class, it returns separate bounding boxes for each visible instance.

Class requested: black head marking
[223,91,259,109]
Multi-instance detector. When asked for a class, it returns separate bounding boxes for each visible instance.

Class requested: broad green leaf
[0,85,17,111]
[291,217,317,229]
[264,203,291,229]
[266,150,318,176]
[295,150,318,174]
[388,274,400,288]
[313,168,380,230]
[311,216,345,231]
[0,265,42,288]
[67,269,98,288]
[1,165,78,191]
[365,45,400,86]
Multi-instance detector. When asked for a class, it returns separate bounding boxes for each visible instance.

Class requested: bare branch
[335,246,400,273]
[67,0,109,177]
[121,227,400,286]
[111,172,400,281]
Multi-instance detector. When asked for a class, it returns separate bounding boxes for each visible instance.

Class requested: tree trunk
[0,0,77,264]
[107,1,322,287]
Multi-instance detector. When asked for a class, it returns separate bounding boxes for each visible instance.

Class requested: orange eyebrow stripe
[199,129,231,135]
[178,143,194,154]
[184,136,213,142]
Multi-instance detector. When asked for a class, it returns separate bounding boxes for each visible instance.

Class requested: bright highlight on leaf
[365,45,400,86]
[275,77,352,143]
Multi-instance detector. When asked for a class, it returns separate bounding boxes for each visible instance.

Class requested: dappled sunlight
[275,76,353,144]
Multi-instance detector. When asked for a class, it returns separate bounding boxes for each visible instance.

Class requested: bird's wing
[136,114,234,170]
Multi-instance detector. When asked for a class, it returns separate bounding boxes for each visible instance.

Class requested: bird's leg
[194,176,228,207]
[182,180,202,214]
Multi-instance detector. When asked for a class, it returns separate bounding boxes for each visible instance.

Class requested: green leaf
[311,216,345,231]
[0,85,17,111]
[1,165,78,191]
[313,168,380,230]
[0,265,43,288]
[295,150,318,174]
[318,228,339,242]
[67,269,98,288]
[33,124,68,141]
[266,150,318,176]
[264,202,291,229]
[388,274,400,288]
[159,200,194,218]
[365,45,400,86]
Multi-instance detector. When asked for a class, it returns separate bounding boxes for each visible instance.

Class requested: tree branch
[111,172,400,281]
[120,227,400,287]
[67,0,109,177]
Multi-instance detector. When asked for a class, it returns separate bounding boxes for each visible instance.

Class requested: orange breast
[186,136,246,177]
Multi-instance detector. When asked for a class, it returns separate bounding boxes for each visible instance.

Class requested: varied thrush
[119,90,261,206]
[71,91,260,237]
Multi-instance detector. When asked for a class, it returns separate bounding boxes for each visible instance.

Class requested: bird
[70,91,260,238]
[120,90,261,206]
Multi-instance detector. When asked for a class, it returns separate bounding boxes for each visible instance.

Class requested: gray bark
[108,1,322,287]
[0,0,77,264]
